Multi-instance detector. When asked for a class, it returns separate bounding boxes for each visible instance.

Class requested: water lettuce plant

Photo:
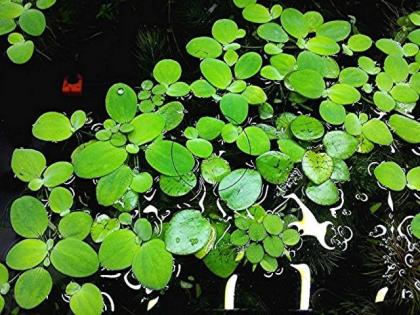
[1,0,420,313]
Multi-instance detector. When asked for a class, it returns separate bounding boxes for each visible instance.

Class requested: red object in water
[62,74,83,96]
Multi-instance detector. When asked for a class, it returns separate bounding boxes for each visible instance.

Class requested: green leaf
[282,229,301,246]
[257,22,288,42]
[153,59,182,86]
[280,8,308,39]
[219,169,262,211]
[200,58,232,89]
[236,126,271,156]
[347,34,372,52]
[374,161,406,191]
[130,172,153,193]
[160,172,197,197]
[302,151,333,184]
[389,114,420,144]
[43,161,73,187]
[145,140,195,176]
[50,239,99,277]
[11,148,46,182]
[277,139,306,162]
[7,40,34,64]
[249,222,267,241]
[373,91,395,112]
[234,52,262,80]
[128,113,165,145]
[157,101,184,131]
[19,9,45,36]
[49,187,73,214]
[10,196,48,238]
[390,84,419,104]
[384,55,409,82]
[105,83,137,123]
[14,268,52,310]
[190,79,216,98]
[316,20,351,42]
[241,85,267,104]
[344,113,362,136]
[263,214,284,235]
[305,180,339,206]
[233,0,256,8]
[263,236,284,258]
[186,139,213,158]
[36,0,56,10]
[407,167,420,191]
[134,218,153,241]
[132,239,173,290]
[58,211,93,240]
[246,243,264,264]
[339,67,368,87]
[411,214,420,239]
[327,83,361,105]
[306,36,340,56]
[96,165,133,206]
[0,18,16,36]
[200,156,231,184]
[323,131,359,160]
[90,215,120,243]
[375,38,403,56]
[72,141,128,179]
[70,283,104,315]
[165,210,212,255]
[6,239,47,270]
[256,151,294,184]
[220,93,248,125]
[319,100,346,125]
[304,11,324,31]
[212,19,243,44]
[166,82,190,97]
[32,112,73,142]
[186,37,223,59]
[0,263,8,285]
[290,115,324,141]
[361,119,393,145]
[408,29,420,45]
[243,3,271,24]
[196,116,225,140]
[331,159,350,182]
[99,229,139,270]
[0,2,23,19]
[287,69,325,99]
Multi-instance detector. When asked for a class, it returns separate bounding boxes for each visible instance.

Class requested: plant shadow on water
[0,0,419,314]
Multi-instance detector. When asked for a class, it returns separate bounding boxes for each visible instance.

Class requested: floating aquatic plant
[1,1,420,313]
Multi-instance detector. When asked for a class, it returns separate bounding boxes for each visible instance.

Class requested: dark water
[0,0,419,314]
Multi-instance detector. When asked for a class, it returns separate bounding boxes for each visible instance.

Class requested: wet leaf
[10,196,48,238]
[186,37,223,59]
[200,58,232,89]
[14,268,52,310]
[302,151,333,184]
[70,283,104,315]
[96,165,133,206]
[236,126,271,156]
[200,156,231,184]
[105,83,137,123]
[374,161,406,191]
[306,180,339,206]
[58,212,93,240]
[160,172,197,197]
[323,131,358,160]
[6,239,47,271]
[11,148,46,182]
[388,114,420,144]
[256,151,294,184]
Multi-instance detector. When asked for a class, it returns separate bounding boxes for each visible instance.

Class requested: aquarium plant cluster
[0,0,56,64]
[1,0,420,313]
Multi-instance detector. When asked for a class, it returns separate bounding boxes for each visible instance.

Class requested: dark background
[0,0,418,314]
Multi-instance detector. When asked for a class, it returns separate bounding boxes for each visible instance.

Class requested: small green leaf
[389,114,420,144]
[327,83,361,105]
[319,100,346,125]
[256,151,294,184]
[186,37,223,59]
[374,161,406,191]
[234,52,262,79]
[11,148,46,182]
[236,126,271,156]
[287,69,325,99]
[186,139,213,158]
[306,36,340,56]
[306,180,339,206]
[10,196,48,238]
[134,218,153,241]
[212,19,243,44]
[49,187,73,214]
[0,2,24,19]
[220,93,248,125]
[105,83,137,123]
[282,229,301,246]
[200,156,231,184]
[14,268,52,310]
[246,243,264,264]
[290,115,324,141]
[159,172,197,197]
[36,0,56,10]
[32,112,73,142]
[130,172,153,193]
[19,9,46,36]
[302,151,333,184]
[263,214,284,235]
[280,8,308,38]
[347,34,372,52]
[243,3,272,24]
[407,167,420,191]
[257,22,288,42]
[196,116,225,140]
[6,239,47,271]
[316,20,351,42]
[58,211,93,240]
[70,283,104,315]
[323,131,359,160]
[157,101,185,131]
[200,58,232,89]
[361,119,393,145]
[96,165,133,206]
[153,59,182,86]
[43,161,73,187]
[411,214,420,239]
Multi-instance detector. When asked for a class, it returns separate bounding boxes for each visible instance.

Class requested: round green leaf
[36,0,56,10]
[407,167,420,191]
[411,214,420,239]
[190,79,216,97]
[375,38,403,56]
[243,3,271,24]
[49,187,73,214]
[257,22,288,42]
[132,239,173,290]
[306,36,340,56]
[234,52,262,80]
[241,85,267,104]
[186,139,213,158]
[153,59,182,86]
[373,91,395,112]
[186,37,222,59]
[306,180,339,206]
[280,8,308,38]
[218,169,262,211]
[331,159,350,182]
[282,229,301,246]
[43,161,73,187]
[7,40,34,64]
[6,239,47,271]
[72,141,128,179]
[130,172,153,193]
[160,172,197,197]
[14,268,52,310]
[70,283,104,315]
[236,126,271,156]
[374,161,406,191]
[0,18,16,36]
[390,84,419,104]
[319,100,346,125]
[10,196,48,238]
[220,93,248,125]
[212,19,242,44]
[19,9,45,36]
[231,229,249,246]
[145,140,195,176]
[245,243,264,264]
[323,131,359,160]
[347,34,372,52]
[99,229,139,271]
[196,116,224,140]
[263,236,284,257]
[134,218,153,241]
[157,101,184,131]
[304,11,324,31]
[302,151,333,184]
[287,69,325,99]
[290,115,324,141]
[316,20,351,42]
[90,215,120,243]
[105,83,137,123]
[389,114,420,144]
[256,151,294,184]
[0,2,23,19]
[96,165,133,206]
[263,214,284,235]
[344,113,362,136]
[339,67,369,87]
[200,156,231,184]
[327,83,361,105]
[50,239,99,277]
[128,113,165,145]
[165,210,212,255]
[11,148,46,182]
[384,55,409,82]
[361,119,393,145]
[249,222,267,241]
[33,112,73,142]
[200,58,232,89]
[58,211,93,240]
